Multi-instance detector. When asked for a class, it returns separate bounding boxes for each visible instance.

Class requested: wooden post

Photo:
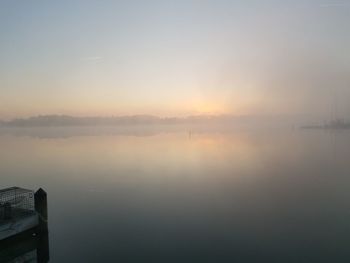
[34,188,48,233]
[34,188,50,262]
[37,229,50,263]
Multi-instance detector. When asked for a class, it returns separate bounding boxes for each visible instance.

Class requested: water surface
[1,126,349,262]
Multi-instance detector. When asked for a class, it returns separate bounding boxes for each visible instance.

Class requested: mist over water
[1,127,350,262]
[1,1,350,262]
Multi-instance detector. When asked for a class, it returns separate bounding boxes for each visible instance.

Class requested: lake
[1,126,350,262]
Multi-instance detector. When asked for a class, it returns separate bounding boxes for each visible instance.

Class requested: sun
[192,101,228,115]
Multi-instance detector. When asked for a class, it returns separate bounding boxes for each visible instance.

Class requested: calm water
[1,126,350,262]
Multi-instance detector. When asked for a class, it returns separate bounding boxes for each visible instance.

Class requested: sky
[0,0,349,120]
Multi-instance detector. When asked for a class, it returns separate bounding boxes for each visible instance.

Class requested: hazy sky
[0,0,349,119]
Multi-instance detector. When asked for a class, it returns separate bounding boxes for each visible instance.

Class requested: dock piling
[34,188,48,233]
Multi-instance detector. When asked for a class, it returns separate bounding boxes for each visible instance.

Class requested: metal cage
[0,187,35,221]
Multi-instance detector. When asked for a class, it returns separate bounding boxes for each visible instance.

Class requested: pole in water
[37,227,50,263]
[35,188,50,263]
[34,188,48,233]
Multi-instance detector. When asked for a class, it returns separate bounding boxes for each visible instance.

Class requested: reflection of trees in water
[0,126,162,139]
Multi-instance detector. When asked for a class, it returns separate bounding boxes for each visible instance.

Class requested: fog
[1,2,350,262]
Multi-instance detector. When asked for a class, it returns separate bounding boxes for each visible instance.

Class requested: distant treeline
[0,115,245,127]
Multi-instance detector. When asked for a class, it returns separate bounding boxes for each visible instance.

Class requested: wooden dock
[0,187,48,242]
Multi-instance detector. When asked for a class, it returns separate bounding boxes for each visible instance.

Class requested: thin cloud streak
[81,56,104,61]
[320,2,350,8]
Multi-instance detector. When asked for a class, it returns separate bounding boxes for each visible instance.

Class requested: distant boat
[325,119,350,129]
[301,119,350,130]
[302,87,350,130]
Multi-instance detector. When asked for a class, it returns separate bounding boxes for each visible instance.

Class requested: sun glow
[190,100,230,115]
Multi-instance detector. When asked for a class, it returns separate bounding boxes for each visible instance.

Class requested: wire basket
[0,187,35,221]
